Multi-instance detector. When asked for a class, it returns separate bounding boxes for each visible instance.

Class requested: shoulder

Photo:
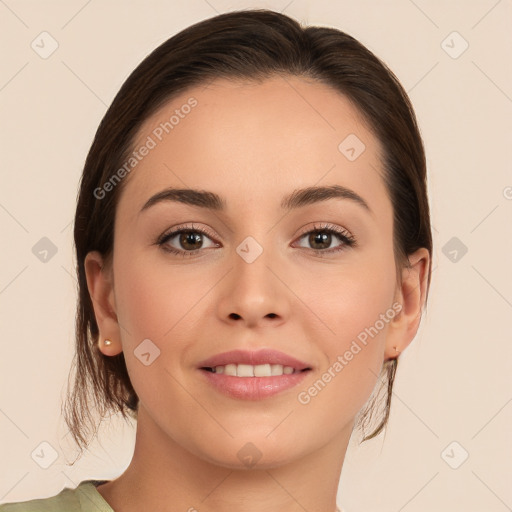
[0,480,112,512]
[0,485,79,512]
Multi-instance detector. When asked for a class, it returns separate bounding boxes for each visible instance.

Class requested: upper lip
[197,349,312,371]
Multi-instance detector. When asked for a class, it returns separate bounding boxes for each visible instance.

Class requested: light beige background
[1,1,511,511]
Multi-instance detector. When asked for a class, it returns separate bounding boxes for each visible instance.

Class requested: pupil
[310,232,330,249]
[181,231,202,250]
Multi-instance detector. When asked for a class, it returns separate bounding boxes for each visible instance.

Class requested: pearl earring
[103,339,113,346]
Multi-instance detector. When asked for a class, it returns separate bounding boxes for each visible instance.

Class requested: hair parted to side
[63,8,432,461]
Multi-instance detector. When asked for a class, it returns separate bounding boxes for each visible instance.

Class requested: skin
[85,75,429,512]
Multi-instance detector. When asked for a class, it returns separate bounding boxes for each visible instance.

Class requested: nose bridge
[217,232,290,326]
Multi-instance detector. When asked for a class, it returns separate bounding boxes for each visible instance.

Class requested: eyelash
[155,222,357,258]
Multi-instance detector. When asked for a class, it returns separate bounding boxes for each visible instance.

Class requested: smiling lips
[198,348,312,372]
[203,363,304,377]
[197,348,312,400]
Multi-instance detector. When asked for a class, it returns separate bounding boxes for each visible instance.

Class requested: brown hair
[63,8,432,459]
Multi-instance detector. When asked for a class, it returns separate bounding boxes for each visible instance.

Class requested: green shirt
[1,481,346,511]
[0,480,113,511]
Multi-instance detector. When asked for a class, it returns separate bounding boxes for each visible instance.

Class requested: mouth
[200,364,311,377]
[197,349,313,400]
[197,348,313,373]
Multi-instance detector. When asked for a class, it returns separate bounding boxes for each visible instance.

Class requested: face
[89,75,409,469]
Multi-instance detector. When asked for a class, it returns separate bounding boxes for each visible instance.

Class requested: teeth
[210,363,299,377]
[237,364,254,377]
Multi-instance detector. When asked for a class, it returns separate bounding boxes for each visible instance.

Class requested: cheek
[292,246,397,412]
[298,243,396,348]
[111,254,209,406]
[113,253,208,343]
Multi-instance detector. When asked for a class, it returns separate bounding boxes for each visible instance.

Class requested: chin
[193,433,309,470]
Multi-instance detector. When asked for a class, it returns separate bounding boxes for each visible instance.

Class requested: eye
[156,224,219,257]
[155,222,356,258]
[294,223,356,254]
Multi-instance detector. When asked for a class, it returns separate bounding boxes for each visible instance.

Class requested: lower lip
[198,368,311,400]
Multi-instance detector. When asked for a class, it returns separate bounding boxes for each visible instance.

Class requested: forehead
[117,75,390,221]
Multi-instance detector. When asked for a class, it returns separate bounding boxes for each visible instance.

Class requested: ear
[84,251,123,356]
[384,247,430,360]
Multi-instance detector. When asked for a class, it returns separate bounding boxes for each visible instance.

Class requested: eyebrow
[139,184,372,215]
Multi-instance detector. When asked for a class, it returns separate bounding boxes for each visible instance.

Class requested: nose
[216,243,290,328]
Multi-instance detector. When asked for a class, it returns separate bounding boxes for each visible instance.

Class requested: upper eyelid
[160,223,354,245]
[297,222,352,236]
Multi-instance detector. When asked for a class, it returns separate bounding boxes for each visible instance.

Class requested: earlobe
[384,247,430,360]
[84,251,123,356]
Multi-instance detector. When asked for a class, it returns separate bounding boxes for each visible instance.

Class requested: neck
[96,405,351,512]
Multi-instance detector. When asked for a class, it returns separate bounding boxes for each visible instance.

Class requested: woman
[0,8,431,512]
